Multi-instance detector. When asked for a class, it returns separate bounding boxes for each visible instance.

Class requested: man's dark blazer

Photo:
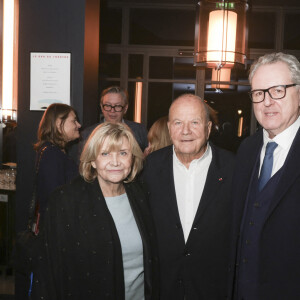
[79,119,148,153]
[142,144,235,300]
[229,128,300,300]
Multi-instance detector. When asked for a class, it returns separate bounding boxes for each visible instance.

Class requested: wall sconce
[2,0,19,119]
[237,109,243,137]
[134,80,143,123]
[194,0,248,88]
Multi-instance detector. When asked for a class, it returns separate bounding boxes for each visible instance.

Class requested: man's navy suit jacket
[142,144,235,300]
[229,128,300,300]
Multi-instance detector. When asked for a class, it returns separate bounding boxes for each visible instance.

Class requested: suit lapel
[192,147,225,226]
[161,148,182,221]
[266,129,300,219]
[234,133,263,220]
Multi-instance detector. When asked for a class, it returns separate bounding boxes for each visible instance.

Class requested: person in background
[144,116,172,156]
[142,93,235,299]
[32,122,159,300]
[229,52,300,300]
[79,86,148,153]
[33,103,81,217]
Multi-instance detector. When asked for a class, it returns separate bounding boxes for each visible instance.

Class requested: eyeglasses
[249,84,297,103]
[102,104,125,112]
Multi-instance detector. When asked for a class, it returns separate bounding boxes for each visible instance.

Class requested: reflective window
[129,54,143,78]
[173,83,195,98]
[173,57,196,80]
[99,53,121,78]
[248,12,276,49]
[100,8,122,44]
[149,57,173,79]
[284,13,300,50]
[129,9,195,46]
[205,91,251,152]
[147,83,173,128]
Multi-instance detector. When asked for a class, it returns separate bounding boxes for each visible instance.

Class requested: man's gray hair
[100,86,129,105]
[249,52,300,86]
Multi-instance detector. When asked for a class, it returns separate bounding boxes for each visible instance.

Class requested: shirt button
[242,258,248,263]
[245,239,250,245]
[249,221,254,226]
[254,202,260,208]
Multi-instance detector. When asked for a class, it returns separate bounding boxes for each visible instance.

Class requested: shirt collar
[173,142,211,169]
[263,116,300,150]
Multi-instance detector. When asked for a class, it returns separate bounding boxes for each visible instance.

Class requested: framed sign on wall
[30,52,71,111]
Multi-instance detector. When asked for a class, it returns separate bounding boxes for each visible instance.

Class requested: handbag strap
[27,145,48,228]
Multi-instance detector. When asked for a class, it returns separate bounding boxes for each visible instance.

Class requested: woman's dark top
[36,141,78,215]
[31,176,160,300]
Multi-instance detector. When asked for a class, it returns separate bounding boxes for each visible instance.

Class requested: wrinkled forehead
[169,98,206,121]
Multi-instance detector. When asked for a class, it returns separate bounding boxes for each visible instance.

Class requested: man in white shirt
[143,94,235,300]
[230,52,300,300]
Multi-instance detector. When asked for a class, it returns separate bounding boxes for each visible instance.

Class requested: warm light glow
[238,116,243,137]
[207,10,237,67]
[2,0,15,115]
[134,82,143,123]
[237,109,242,115]
[211,68,231,89]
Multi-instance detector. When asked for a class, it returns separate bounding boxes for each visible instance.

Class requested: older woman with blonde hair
[32,122,159,300]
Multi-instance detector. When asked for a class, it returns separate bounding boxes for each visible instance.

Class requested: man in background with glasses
[79,86,148,153]
[230,52,300,300]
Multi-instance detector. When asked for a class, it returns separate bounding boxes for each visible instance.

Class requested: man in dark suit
[230,52,300,300]
[79,86,148,152]
[142,94,235,300]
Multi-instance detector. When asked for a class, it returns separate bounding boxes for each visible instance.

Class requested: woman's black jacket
[31,176,160,300]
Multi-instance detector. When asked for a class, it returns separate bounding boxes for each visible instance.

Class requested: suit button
[178,279,183,285]
[184,251,191,257]
[192,227,198,230]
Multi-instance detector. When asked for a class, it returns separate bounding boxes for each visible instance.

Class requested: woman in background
[144,116,172,156]
[34,103,81,217]
[32,122,159,300]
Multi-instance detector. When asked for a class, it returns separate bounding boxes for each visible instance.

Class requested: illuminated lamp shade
[207,10,237,68]
[2,0,18,122]
[194,0,248,68]
[134,81,143,123]
[211,68,231,89]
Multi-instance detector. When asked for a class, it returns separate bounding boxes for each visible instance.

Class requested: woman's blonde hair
[80,122,144,183]
[146,116,172,155]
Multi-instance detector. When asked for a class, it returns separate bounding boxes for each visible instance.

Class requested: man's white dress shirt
[173,144,212,242]
[259,116,300,177]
